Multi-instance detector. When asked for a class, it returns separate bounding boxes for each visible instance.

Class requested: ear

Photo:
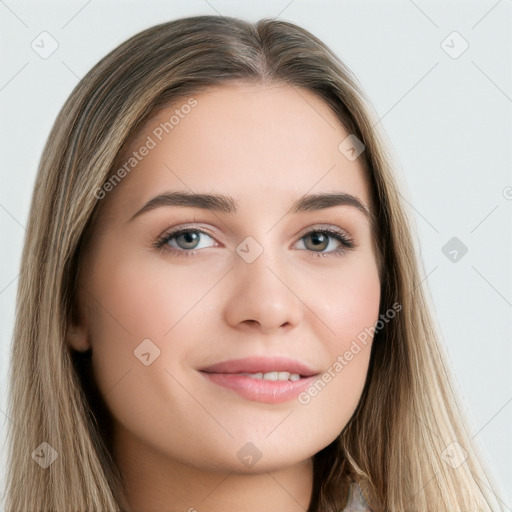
[66,321,91,353]
[66,296,91,353]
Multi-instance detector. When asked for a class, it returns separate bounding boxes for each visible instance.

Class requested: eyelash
[153,224,355,258]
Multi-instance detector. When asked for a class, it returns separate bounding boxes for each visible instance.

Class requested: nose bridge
[223,235,303,333]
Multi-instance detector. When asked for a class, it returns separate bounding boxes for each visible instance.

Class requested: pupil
[308,232,327,251]
[179,231,199,248]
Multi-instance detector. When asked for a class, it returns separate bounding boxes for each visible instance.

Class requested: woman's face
[73,82,381,474]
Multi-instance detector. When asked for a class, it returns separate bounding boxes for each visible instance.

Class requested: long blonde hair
[5,15,502,511]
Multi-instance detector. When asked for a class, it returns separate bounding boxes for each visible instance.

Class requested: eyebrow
[128,191,371,222]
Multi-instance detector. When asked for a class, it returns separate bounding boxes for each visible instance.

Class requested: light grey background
[1,0,511,508]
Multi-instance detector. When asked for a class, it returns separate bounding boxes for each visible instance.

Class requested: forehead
[103,82,371,220]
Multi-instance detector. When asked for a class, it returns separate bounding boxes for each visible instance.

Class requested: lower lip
[200,372,318,404]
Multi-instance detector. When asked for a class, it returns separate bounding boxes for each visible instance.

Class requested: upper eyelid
[160,224,218,241]
[160,222,351,237]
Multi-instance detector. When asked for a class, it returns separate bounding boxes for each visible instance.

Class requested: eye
[155,228,217,254]
[295,228,354,257]
[154,225,355,258]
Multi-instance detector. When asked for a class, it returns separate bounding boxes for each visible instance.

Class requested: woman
[5,15,502,511]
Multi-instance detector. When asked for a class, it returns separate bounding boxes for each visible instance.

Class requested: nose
[222,247,304,335]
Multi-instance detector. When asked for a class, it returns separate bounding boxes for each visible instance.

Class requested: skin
[68,82,381,512]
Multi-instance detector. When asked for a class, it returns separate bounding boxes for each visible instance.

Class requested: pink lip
[199,356,318,376]
[199,356,320,404]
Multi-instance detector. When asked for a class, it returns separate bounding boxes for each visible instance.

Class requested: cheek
[81,245,228,425]
[312,252,381,343]
[299,255,380,423]
[85,244,226,342]
[82,251,220,463]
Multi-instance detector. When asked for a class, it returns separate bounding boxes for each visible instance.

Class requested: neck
[113,427,314,512]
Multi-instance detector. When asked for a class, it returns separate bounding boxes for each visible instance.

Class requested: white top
[340,482,372,511]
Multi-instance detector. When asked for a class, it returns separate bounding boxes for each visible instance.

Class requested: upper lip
[198,356,319,377]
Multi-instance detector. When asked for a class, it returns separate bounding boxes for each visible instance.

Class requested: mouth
[198,356,320,404]
[233,371,303,381]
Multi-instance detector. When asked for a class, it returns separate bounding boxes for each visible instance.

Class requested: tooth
[239,371,302,381]
[239,372,263,379]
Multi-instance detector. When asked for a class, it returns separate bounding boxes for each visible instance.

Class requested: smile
[198,356,320,404]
